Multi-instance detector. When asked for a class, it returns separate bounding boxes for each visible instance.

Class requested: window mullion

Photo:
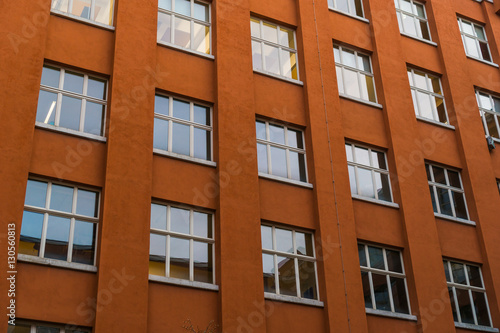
[90,0,96,20]
[274,254,280,295]
[67,217,76,262]
[386,274,396,312]
[189,239,194,281]
[40,213,49,258]
[294,257,301,298]
[166,234,171,277]
[452,287,463,323]
[368,271,376,309]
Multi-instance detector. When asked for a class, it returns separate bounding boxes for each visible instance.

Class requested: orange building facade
[1,0,500,332]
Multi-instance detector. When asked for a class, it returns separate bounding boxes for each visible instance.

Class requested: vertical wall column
[93,0,157,331]
[0,1,51,332]
[366,0,456,330]
[296,0,370,332]
[215,1,267,332]
[429,0,500,327]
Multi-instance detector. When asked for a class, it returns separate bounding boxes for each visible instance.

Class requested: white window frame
[149,202,216,287]
[256,119,309,184]
[261,223,320,301]
[50,0,115,28]
[476,90,500,143]
[407,68,449,124]
[251,17,300,82]
[444,260,495,329]
[394,0,432,41]
[457,17,493,63]
[20,178,100,269]
[36,64,108,141]
[359,243,412,315]
[157,0,212,57]
[334,45,378,104]
[327,0,365,18]
[153,94,214,165]
[346,142,394,203]
[10,321,91,333]
[426,163,470,221]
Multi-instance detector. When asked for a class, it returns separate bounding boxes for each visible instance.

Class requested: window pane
[157,12,172,43]
[485,113,500,138]
[36,327,59,333]
[296,232,314,256]
[391,277,410,314]
[432,166,446,184]
[298,260,317,299]
[44,215,70,261]
[461,20,474,35]
[25,180,47,208]
[193,22,210,54]
[336,66,344,94]
[361,271,372,308]
[337,0,349,13]
[472,291,491,326]
[170,237,190,280]
[194,241,212,283]
[456,288,475,324]
[193,104,210,125]
[153,118,169,151]
[263,253,276,293]
[72,220,96,265]
[417,91,433,120]
[250,18,260,38]
[372,273,391,311]
[289,151,307,182]
[474,26,486,40]
[281,49,297,79]
[437,187,452,216]
[371,151,386,169]
[452,191,468,220]
[269,124,285,144]
[36,90,58,125]
[429,185,438,213]
[41,66,60,87]
[149,234,166,276]
[279,28,295,49]
[400,0,412,13]
[444,261,451,282]
[358,168,375,198]
[276,228,293,253]
[479,42,491,62]
[270,146,287,178]
[263,44,280,75]
[364,75,376,102]
[402,13,417,36]
[262,22,278,43]
[464,36,479,58]
[288,129,304,149]
[386,250,402,273]
[467,265,483,288]
[19,211,44,256]
[420,20,430,40]
[172,122,190,156]
[435,97,447,123]
[193,127,210,160]
[348,165,357,195]
[345,144,353,162]
[84,102,104,135]
[76,189,98,217]
[72,0,91,19]
[174,16,191,49]
[87,77,106,99]
[193,212,211,238]
[93,0,113,25]
[448,170,461,188]
[174,0,190,16]
[374,172,391,202]
[358,244,367,267]
[155,95,169,116]
[159,0,171,10]
[172,99,190,121]
[170,207,190,234]
[261,225,273,250]
[368,246,384,269]
[357,54,371,72]
[7,323,31,333]
[50,184,74,213]
[64,71,84,94]
[354,146,370,166]
[257,143,268,173]
[193,1,209,21]
[413,71,427,90]
[52,0,69,12]
[342,49,356,68]
[449,287,459,322]
[252,41,263,71]
[59,95,82,131]
[354,0,363,16]
[451,262,467,284]
[277,256,297,296]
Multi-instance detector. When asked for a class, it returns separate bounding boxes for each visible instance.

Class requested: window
[251,18,299,81]
[476,90,500,141]
[334,45,377,103]
[497,180,500,195]
[51,0,114,26]
[261,224,318,300]
[346,143,392,202]
[458,18,492,62]
[444,260,494,328]
[8,321,90,333]
[256,120,308,183]
[327,0,364,18]
[20,179,99,266]
[407,68,448,124]
[149,203,214,284]
[36,65,107,138]
[426,163,469,220]
[394,0,431,41]
[358,243,411,315]
[157,0,211,55]
[153,95,212,161]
